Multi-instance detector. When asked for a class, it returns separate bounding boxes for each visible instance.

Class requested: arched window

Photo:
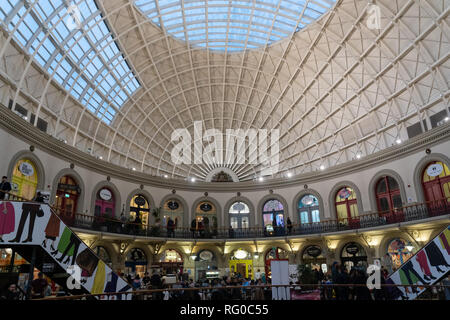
[95,188,115,219]
[298,195,320,224]
[162,199,183,228]
[94,246,111,264]
[335,187,358,223]
[195,201,217,232]
[55,176,80,219]
[129,194,150,226]
[229,201,250,229]
[375,176,402,213]
[340,242,368,272]
[262,199,285,234]
[11,159,38,200]
[125,248,147,277]
[387,238,414,269]
[422,161,450,210]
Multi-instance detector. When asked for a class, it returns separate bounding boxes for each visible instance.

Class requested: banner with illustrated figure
[0,201,132,299]
[386,225,450,300]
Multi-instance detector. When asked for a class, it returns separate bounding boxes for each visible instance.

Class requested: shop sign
[168,200,179,210]
[427,163,443,177]
[99,188,112,201]
[57,183,80,193]
[306,246,322,258]
[19,162,34,176]
[134,196,146,206]
[234,249,248,260]
[345,243,360,255]
[42,263,54,273]
[338,188,352,200]
[199,250,213,261]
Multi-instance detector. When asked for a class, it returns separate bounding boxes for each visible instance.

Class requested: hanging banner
[19,162,34,176]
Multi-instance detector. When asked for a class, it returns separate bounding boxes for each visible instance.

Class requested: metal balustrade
[2,192,449,240]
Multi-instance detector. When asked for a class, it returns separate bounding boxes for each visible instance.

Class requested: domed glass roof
[135,0,337,51]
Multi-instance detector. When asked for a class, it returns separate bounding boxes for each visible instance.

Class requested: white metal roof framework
[0,0,449,182]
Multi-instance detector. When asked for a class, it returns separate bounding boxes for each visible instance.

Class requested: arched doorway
[375,176,403,221]
[194,249,218,281]
[194,201,218,238]
[298,194,320,224]
[229,248,253,279]
[157,249,184,276]
[94,188,115,220]
[340,242,368,272]
[302,245,326,272]
[335,187,359,228]
[229,201,250,230]
[11,159,38,200]
[422,161,450,214]
[262,199,285,236]
[264,247,289,280]
[162,199,183,230]
[55,176,80,224]
[94,246,112,265]
[125,248,147,277]
[129,194,150,230]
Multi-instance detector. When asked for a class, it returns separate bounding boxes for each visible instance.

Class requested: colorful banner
[0,201,132,299]
[386,225,450,300]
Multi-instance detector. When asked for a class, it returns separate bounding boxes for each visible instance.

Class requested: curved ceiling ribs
[0,0,448,182]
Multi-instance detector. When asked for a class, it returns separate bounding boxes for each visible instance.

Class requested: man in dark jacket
[0,176,12,200]
[150,270,162,300]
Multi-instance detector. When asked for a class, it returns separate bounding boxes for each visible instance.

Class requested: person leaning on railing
[0,176,12,200]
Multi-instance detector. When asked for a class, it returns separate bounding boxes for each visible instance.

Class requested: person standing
[1,283,21,300]
[286,217,293,235]
[0,176,12,200]
[31,272,48,299]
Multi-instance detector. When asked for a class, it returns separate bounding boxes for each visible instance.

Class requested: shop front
[340,242,368,272]
[55,175,81,224]
[154,249,184,276]
[229,248,253,279]
[301,245,327,272]
[194,249,219,281]
[11,158,39,200]
[125,248,148,277]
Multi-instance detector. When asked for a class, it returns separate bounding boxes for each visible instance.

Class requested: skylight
[0,0,140,124]
[135,0,336,52]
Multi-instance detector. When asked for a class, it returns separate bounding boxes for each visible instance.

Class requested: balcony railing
[3,192,449,240]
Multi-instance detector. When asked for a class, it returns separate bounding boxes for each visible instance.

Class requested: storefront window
[302,245,326,271]
[229,201,250,229]
[125,248,147,277]
[55,176,80,219]
[11,159,38,200]
[194,250,218,281]
[298,194,320,224]
[129,194,150,227]
[229,249,253,279]
[340,242,368,272]
[162,199,183,228]
[335,187,358,222]
[387,238,414,269]
[157,249,184,275]
[262,199,285,234]
[376,176,402,213]
[422,161,450,207]
[264,247,289,279]
[0,248,27,273]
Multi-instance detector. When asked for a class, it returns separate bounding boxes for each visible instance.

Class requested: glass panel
[276,214,284,227]
[263,213,273,226]
[336,187,355,201]
[300,211,309,224]
[311,210,320,223]
[263,199,284,212]
[349,203,358,218]
[379,197,390,212]
[336,204,348,220]
[229,201,250,214]
[376,179,387,194]
[392,195,403,208]
[387,176,399,191]
[298,194,319,208]
[241,216,249,229]
[230,217,239,229]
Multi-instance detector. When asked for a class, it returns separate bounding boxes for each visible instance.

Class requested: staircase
[385,225,450,300]
[0,201,132,299]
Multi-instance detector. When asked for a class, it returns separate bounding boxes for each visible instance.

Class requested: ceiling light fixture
[356,153,361,159]
[190,177,196,182]
[258,177,264,182]
[396,138,402,144]
[286,172,292,178]
[320,165,325,170]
